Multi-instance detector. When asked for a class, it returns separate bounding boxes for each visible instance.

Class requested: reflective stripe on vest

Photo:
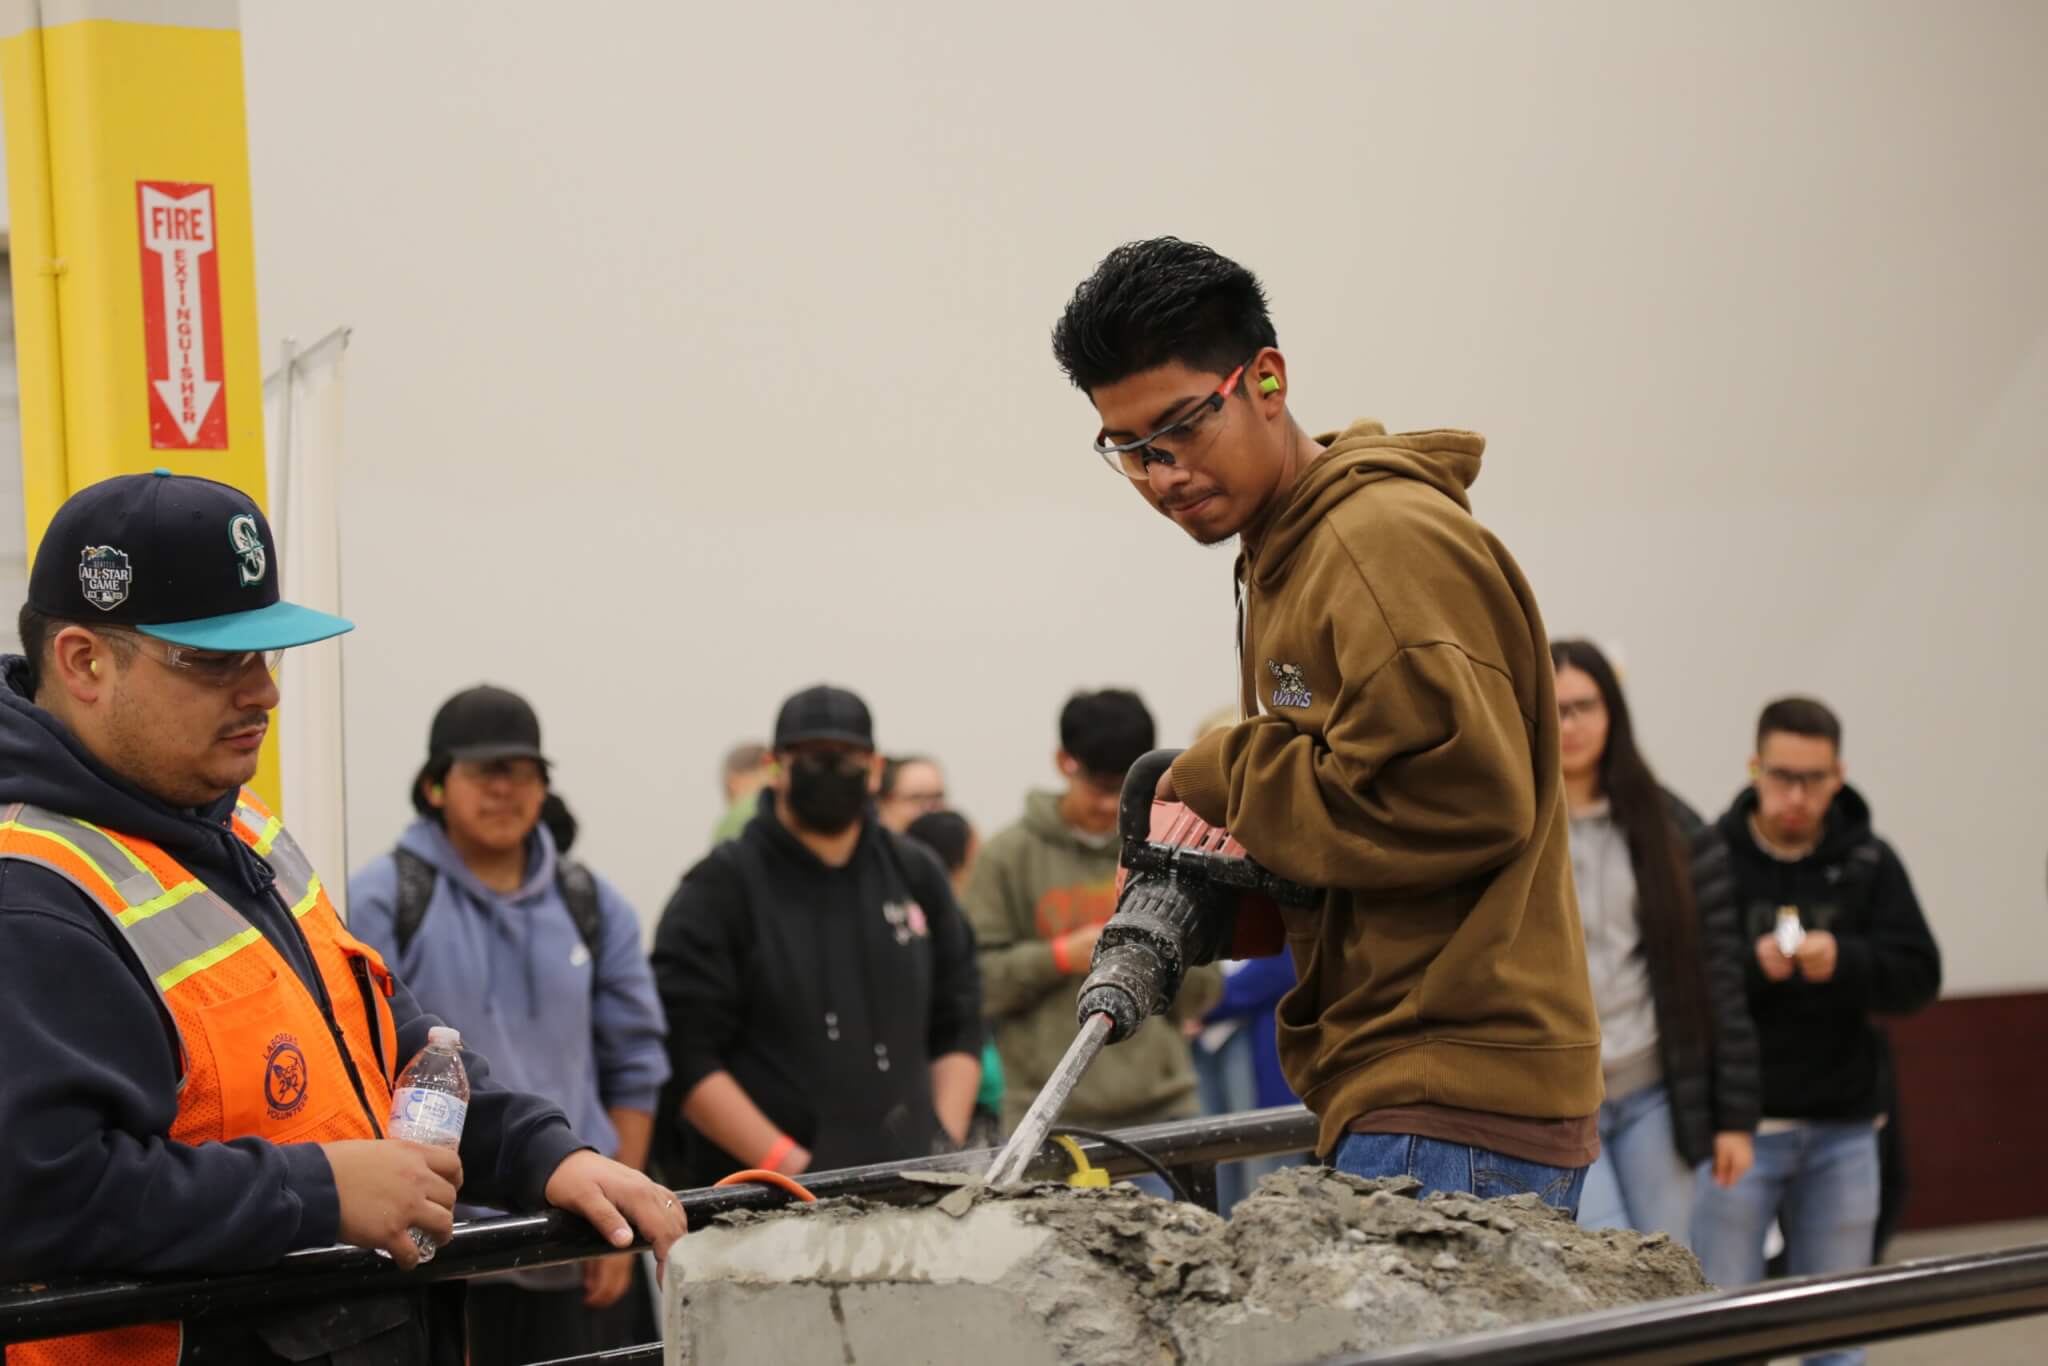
[0,792,400,1366]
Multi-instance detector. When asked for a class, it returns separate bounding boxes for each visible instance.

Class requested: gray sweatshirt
[1569,801,1660,1096]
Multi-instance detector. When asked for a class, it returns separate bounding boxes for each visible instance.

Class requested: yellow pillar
[3,0,280,804]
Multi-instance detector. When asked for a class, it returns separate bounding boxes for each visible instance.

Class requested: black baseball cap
[428,685,551,765]
[28,470,351,651]
[773,684,874,751]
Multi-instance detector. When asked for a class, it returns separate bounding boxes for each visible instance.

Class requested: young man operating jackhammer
[1048,239,1602,1212]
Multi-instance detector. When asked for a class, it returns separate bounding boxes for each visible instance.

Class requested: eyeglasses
[1092,356,1255,479]
[1757,766,1838,794]
[1558,698,1605,725]
[102,629,282,688]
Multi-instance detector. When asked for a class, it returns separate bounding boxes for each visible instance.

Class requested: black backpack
[391,847,604,960]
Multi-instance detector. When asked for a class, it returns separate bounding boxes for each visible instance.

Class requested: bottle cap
[428,1026,462,1049]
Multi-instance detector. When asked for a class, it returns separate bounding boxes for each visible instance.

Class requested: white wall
[238,0,2048,992]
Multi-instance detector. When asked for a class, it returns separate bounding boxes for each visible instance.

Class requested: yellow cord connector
[1051,1134,1110,1189]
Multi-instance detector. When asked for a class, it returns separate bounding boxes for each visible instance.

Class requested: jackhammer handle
[1119,749,1185,852]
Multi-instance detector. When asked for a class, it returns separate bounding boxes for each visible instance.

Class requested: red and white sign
[137,181,228,449]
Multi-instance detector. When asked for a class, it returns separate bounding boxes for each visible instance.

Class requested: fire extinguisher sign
[137,181,228,450]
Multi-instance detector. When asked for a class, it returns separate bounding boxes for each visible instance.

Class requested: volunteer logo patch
[264,1033,310,1120]
[78,546,133,611]
[1268,659,1313,710]
[229,513,266,586]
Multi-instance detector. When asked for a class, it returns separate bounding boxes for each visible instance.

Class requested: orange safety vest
[0,790,400,1366]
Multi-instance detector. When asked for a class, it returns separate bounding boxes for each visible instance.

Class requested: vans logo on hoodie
[1267,659,1314,710]
[883,899,928,945]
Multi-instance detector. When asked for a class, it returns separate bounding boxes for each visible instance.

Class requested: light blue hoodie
[348,819,668,1165]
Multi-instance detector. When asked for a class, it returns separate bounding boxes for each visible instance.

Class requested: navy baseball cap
[27,470,352,651]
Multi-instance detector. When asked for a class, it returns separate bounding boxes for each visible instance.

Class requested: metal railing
[0,1106,1318,1345]
[1328,1241,2048,1364]
[7,1104,2046,1366]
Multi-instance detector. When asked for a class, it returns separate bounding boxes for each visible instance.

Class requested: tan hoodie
[1170,421,1602,1158]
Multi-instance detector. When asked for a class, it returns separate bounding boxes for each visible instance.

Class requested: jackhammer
[983,748,1319,1187]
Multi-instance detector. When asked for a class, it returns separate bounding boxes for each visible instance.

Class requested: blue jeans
[1692,1122,1880,1366]
[1577,1083,1700,1247]
[1331,1132,1588,1217]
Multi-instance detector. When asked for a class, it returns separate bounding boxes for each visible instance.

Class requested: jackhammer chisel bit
[984,750,1319,1188]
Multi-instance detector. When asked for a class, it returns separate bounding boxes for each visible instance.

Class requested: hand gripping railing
[0,1106,1319,1345]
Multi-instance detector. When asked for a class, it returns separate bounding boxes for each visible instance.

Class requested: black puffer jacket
[1651,793,1762,1165]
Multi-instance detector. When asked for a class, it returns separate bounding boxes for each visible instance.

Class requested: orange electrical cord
[713,1168,819,1202]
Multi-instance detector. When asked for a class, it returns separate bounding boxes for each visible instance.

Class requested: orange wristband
[1050,934,1074,975]
[758,1135,797,1172]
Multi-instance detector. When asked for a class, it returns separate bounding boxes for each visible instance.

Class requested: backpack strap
[555,857,604,960]
[394,844,608,960]
[392,847,440,957]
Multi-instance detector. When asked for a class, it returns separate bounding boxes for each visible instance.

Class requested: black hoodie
[1715,783,1941,1119]
[0,657,584,1284]
[650,792,982,1189]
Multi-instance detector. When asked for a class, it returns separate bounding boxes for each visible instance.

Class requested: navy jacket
[0,657,584,1281]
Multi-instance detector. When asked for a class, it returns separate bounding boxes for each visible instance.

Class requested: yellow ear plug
[1259,376,1280,395]
[89,660,100,677]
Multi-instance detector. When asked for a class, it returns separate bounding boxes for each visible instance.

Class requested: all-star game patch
[78,545,133,612]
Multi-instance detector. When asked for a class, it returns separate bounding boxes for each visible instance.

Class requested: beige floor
[1851,1219,2048,1365]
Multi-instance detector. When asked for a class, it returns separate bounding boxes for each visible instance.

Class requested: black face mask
[786,754,871,835]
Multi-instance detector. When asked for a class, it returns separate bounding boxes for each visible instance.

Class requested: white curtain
[264,329,352,911]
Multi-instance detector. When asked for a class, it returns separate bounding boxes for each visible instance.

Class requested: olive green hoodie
[1169,421,1602,1158]
[964,790,1223,1131]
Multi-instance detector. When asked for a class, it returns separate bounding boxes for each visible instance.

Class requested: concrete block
[662,1169,1708,1366]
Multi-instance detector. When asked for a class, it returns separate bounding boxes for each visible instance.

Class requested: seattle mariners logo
[78,546,132,611]
[1268,660,1313,710]
[264,1033,310,1121]
[229,513,266,587]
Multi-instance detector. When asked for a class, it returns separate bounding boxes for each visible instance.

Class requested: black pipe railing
[12,1103,2044,1366]
[533,1238,2048,1366]
[0,1105,1319,1345]
[1324,1240,2048,1364]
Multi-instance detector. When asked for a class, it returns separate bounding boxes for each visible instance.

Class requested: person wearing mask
[1693,697,1940,1366]
[349,685,670,1364]
[1551,639,1759,1247]
[651,685,982,1187]
[964,689,1222,1138]
[1052,238,1600,1207]
[0,474,681,1366]
[876,754,948,834]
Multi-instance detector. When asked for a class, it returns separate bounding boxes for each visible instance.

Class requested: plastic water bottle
[386,1025,469,1263]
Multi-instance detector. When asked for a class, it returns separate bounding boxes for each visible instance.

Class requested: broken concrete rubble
[663,1166,1708,1366]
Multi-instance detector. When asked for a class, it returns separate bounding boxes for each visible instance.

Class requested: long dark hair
[1551,639,1712,1066]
